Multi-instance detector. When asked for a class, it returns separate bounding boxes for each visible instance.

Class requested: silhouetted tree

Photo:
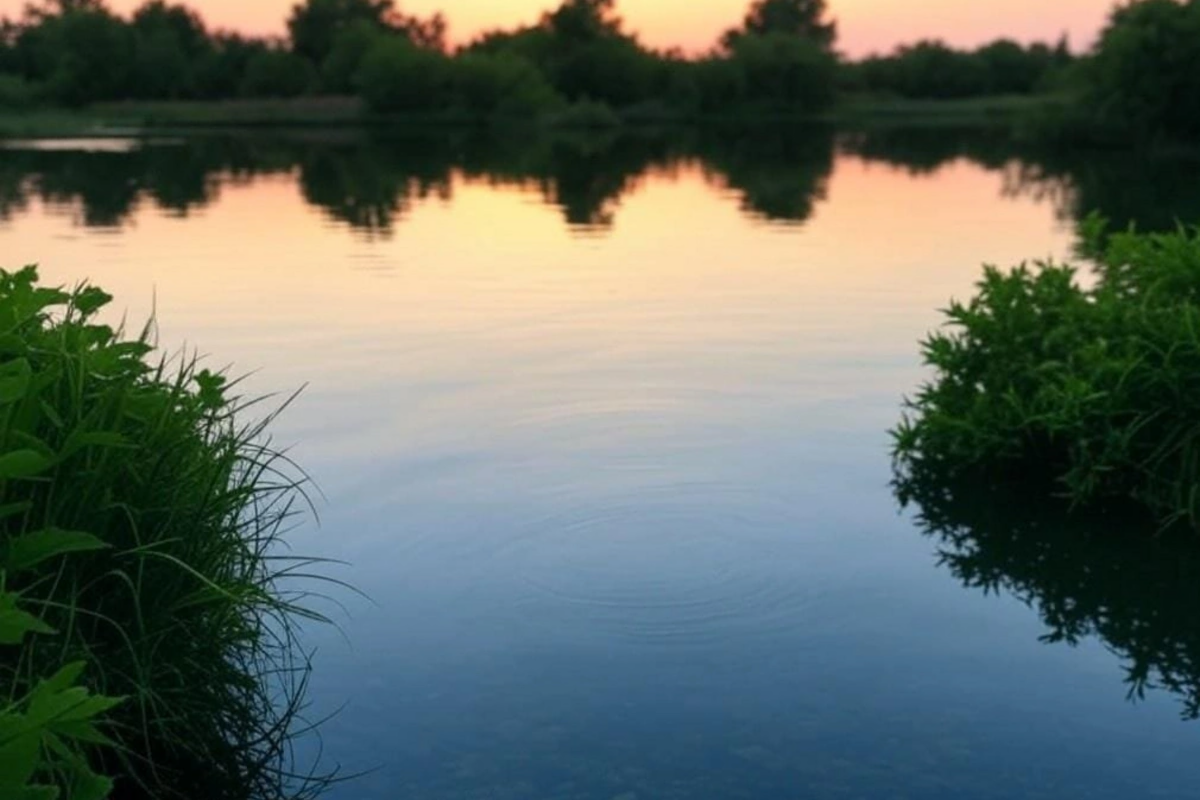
[129,2,211,98]
[1080,0,1200,142]
[452,52,562,117]
[287,0,444,66]
[239,47,314,97]
[288,0,391,63]
[191,33,268,98]
[320,18,386,92]
[541,0,623,42]
[355,36,453,112]
[722,0,837,52]
[726,33,837,110]
[15,1,135,105]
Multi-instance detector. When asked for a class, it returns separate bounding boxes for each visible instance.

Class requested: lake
[3,126,1200,799]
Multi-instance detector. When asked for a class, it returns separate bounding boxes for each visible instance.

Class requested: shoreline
[0,94,1060,139]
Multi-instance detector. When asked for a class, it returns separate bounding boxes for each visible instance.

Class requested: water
[2,127,1200,798]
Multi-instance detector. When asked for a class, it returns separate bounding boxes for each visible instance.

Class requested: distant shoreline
[0,94,1063,139]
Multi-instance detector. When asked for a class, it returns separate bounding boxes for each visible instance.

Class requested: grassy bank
[829,93,1067,126]
[0,98,367,138]
[0,267,332,798]
[0,93,1069,138]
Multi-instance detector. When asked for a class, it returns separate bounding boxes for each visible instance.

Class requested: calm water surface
[3,129,1200,798]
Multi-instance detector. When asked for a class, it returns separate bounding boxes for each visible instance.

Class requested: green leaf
[72,287,112,317]
[46,719,115,747]
[9,433,56,460]
[194,369,227,410]
[28,686,122,730]
[4,530,109,573]
[0,334,28,357]
[70,767,113,800]
[0,501,32,522]
[0,714,40,785]
[0,450,51,480]
[0,359,31,405]
[0,594,56,645]
[59,431,132,461]
[7,787,59,800]
[39,662,86,696]
[38,402,64,430]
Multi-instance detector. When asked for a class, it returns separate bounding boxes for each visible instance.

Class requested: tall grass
[0,266,335,798]
[893,217,1200,530]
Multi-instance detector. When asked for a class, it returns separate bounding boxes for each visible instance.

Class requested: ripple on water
[501,483,820,650]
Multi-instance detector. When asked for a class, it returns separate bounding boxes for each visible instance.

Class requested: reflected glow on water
[2,133,1198,798]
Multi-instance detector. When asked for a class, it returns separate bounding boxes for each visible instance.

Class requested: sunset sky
[1,0,1114,56]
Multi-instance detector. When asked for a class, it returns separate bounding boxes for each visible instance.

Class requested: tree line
[0,0,1060,111]
[0,0,1196,144]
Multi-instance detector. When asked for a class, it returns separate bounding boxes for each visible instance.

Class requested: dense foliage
[0,266,329,798]
[848,38,1072,99]
[893,221,1200,530]
[1076,0,1200,143]
[0,0,1081,121]
[5,0,1199,142]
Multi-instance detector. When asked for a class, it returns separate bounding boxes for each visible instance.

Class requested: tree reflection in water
[896,463,1200,719]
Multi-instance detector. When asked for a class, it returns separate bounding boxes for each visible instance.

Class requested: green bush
[0,266,330,798]
[893,219,1200,530]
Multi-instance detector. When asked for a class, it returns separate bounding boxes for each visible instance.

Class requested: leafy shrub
[0,266,330,798]
[893,219,1200,529]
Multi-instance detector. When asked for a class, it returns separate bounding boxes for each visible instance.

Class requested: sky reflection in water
[2,130,1199,798]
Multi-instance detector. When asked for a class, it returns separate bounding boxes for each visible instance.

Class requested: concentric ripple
[501,482,819,648]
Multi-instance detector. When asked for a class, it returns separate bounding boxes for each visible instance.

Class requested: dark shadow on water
[1,125,1196,240]
[895,463,1200,719]
[841,125,1200,233]
[0,125,836,236]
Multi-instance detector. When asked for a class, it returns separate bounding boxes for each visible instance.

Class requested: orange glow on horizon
[0,0,1113,56]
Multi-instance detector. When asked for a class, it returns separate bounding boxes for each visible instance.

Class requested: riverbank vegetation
[0,266,330,798]
[893,221,1200,531]
[0,0,1073,125]
[2,0,1196,147]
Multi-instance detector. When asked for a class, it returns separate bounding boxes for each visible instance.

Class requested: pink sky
[1,0,1114,55]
